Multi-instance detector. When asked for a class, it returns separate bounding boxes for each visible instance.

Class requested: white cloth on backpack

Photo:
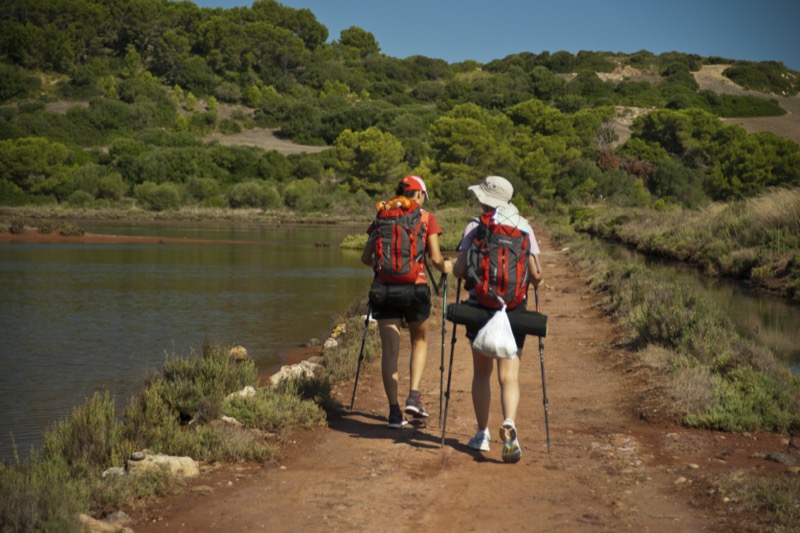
[457,204,539,255]
[473,303,518,359]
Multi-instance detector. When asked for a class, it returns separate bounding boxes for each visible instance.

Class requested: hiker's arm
[452,226,472,279]
[452,246,468,279]
[529,254,543,287]
[426,233,452,274]
[360,235,375,267]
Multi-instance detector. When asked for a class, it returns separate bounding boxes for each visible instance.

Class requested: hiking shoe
[500,419,521,463]
[404,394,430,418]
[387,409,408,429]
[467,430,491,452]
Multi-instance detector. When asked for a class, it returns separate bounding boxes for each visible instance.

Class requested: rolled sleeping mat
[446,302,547,337]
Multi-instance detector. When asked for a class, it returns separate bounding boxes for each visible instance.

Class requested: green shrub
[186,177,221,202]
[227,180,280,209]
[570,207,595,225]
[716,472,800,532]
[224,386,326,431]
[59,223,85,236]
[319,308,380,384]
[121,380,192,455]
[200,196,227,208]
[95,174,128,201]
[0,63,42,101]
[217,119,242,134]
[283,178,319,208]
[42,392,130,479]
[89,465,181,518]
[686,367,800,432]
[0,179,29,206]
[134,182,183,211]
[66,190,94,207]
[295,192,334,213]
[0,452,84,533]
[189,424,275,462]
[340,233,367,250]
[157,349,257,424]
[566,232,800,433]
[37,220,57,234]
[724,62,799,96]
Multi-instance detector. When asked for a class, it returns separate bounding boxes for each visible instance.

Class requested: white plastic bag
[473,305,518,359]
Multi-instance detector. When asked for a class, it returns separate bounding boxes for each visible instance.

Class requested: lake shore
[0,205,371,227]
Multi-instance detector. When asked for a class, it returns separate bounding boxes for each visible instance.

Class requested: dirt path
[129,226,791,533]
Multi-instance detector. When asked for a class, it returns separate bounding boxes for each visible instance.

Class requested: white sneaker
[467,429,490,451]
[500,419,521,463]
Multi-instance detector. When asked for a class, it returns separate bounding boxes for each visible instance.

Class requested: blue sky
[193,1,800,71]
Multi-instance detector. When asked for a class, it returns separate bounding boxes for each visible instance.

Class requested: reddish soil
[96,226,795,533]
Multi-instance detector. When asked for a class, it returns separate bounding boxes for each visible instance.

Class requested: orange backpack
[373,197,428,284]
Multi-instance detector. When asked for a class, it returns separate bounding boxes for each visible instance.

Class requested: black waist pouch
[369,282,430,308]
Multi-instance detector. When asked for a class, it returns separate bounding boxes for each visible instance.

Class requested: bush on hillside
[724,62,799,96]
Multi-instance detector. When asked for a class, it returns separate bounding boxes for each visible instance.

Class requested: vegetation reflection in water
[602,240,800,372]
[0,224,370,462]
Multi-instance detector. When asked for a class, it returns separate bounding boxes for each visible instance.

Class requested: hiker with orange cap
[361,176,452,428]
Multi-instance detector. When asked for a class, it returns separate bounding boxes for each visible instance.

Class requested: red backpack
[373,198,428,284]
[466,210,531,309]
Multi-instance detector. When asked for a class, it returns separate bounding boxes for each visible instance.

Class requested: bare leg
[471,347,494,431]
[407,319,429,392]
[378,319,402,405]
[497,355,520,423]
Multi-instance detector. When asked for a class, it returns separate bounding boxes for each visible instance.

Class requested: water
[0,222,371,462]
[601,241,800,372]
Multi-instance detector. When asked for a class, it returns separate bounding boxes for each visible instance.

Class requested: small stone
[674,476,688,485]
[687,463,699,469]
[228,345,248,361]
[323,337,338,349]
[102,466,126,479]
[766,452,798,466]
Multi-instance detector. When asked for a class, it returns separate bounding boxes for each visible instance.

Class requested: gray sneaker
[404,394,429,418]
[388,406,408,429]
[467,430,490,452]
[500,420,521,463]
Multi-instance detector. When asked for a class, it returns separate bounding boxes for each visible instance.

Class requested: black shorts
[464,300,528,351]
[371,284,432,324]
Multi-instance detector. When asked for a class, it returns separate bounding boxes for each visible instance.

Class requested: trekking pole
[424,257,440,296]
[438,273,448,427]
[441,279,461,446]
[350,302,372,410]
[535,287,551,453]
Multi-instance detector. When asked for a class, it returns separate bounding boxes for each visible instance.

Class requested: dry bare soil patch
[694,65,800,143]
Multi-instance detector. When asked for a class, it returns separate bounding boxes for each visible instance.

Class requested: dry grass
[204,127,330,154]
[669,366,717,415]
[744,187,800,234]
